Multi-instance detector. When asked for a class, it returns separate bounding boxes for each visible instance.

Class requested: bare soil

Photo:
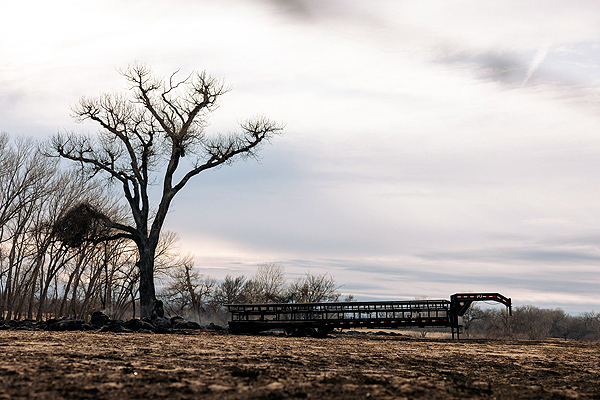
[0,330,598,399]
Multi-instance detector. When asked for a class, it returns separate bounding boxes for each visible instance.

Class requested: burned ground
[0,331,598,399]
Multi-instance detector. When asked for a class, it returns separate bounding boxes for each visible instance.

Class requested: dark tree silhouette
[49,64,283,317]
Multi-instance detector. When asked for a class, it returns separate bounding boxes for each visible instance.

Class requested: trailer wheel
[303,326,316,337]
[284,325,295,337]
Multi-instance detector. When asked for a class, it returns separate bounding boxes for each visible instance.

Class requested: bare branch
[173,116,284,193]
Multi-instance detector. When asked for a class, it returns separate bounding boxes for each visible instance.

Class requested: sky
[2,0,600,313]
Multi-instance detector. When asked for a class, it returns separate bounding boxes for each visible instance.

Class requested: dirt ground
[0,330,598,399]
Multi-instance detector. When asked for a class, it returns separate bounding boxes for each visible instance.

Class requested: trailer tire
[284,325,295,337]
[303,326,316,337]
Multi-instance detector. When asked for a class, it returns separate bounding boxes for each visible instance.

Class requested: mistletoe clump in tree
[50,64,283,317]
[52,202,111,248]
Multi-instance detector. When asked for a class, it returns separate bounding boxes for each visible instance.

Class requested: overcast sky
[2,0,600,312]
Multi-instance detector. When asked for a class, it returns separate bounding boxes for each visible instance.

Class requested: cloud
[522,45,550,86]
[418,247,600,264]
[435,48,526,84]
[264,0,314,20]
[432,42,600,112]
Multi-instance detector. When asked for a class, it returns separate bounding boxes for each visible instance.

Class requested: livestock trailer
[227,292,511,339]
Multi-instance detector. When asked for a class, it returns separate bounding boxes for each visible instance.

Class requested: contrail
[522,46,549,86]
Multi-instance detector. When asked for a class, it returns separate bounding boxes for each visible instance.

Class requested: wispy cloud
[522,45,550,86]
[434,48,526,84]
[418,242,600,264]
[264,0,314,20]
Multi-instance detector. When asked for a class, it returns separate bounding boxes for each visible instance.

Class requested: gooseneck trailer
[227,292,511,339]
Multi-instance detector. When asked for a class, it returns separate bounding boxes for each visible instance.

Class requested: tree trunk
[25,255,44,320]
[137,243,156,318]
[60,253,84,317]
[78,262,103,319]
[1,237,17,319]
[130,286,136,319]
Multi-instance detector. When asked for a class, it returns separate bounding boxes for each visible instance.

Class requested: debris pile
[0,312,225,334]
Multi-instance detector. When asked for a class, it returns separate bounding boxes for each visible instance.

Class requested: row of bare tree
[0,133,147,320]
[159,262,343,325]
[463,305,600,341]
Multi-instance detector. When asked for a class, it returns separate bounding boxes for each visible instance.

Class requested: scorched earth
[0,330,598,399]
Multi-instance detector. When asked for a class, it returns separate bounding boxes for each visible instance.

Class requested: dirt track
[0,330,598,399]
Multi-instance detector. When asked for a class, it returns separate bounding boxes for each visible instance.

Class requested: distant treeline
[463,306,600,341]
[159,262,345,326]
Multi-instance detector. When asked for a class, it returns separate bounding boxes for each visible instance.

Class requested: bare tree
[245,263,286,303]
[48,64,283,317]
[579,311,600,341]
[0,136,58,319]
[461,305,484,338]
[547,308,569,340]
[160,254,216,320]
[286,272,340,303]
[213,274,246,305]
